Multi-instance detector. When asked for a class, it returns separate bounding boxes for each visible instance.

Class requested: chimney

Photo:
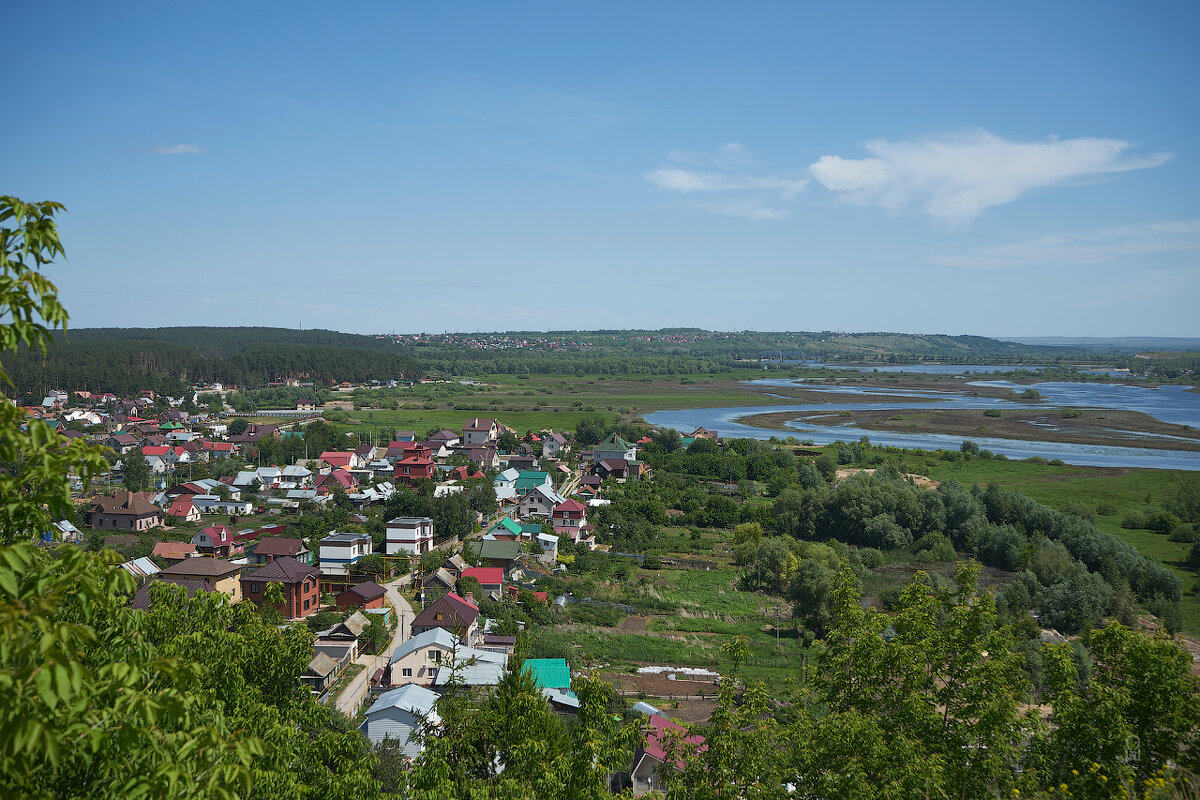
[465,592,475,607]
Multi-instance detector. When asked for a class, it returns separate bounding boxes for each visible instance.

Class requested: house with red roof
[166,497,202,524]
[151,541,198,562]
[191,524,242,557]
[394,445,436,485]
[460,567,503,598]
[200,440,236,458]
[632,715,707,796]
[320,451,364,470]
[551,498,587,533]
[316,469,359,493]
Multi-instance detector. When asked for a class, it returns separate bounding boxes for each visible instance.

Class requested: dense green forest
[12,324,1172,398]
[6,327,421,398]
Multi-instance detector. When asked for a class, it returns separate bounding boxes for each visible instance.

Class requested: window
[250,583,260,593]
[435,612,443,621]
[402,668,412,677]
[303,598,310,610]
[429,650,442,663]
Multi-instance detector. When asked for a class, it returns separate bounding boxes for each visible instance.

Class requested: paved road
[334,574,415,716]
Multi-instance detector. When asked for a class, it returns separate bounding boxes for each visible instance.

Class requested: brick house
[241,557,321,619]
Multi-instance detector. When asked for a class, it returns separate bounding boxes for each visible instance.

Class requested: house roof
[466,539,523,562]
[422,567,457,589]
[433,661,505,687]
[553,499,586,514]
[340,581,386,603]
[365,684,440,718]
[305,652,340,679]
[411,592,479,632]
[245,556,319,585]
[639,714,707,770]
[461,567,503,587]
[92,490,160,517]
[390,627,459,662]
[167,498,195,517]
[598,434,635,450]
[523,658,571,690]
[198,524,235,547]
[130,577,216,611]
[463,417,497,431]
[318,469,358,490]
[489,517,521,537]
[119,557,161,577]
[152,541,197,560]
[159,558,242,578]
[253,537,306,556]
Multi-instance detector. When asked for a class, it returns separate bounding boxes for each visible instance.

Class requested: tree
[227,417,250,436]
[122,447,151,492]
[0,197,379,799]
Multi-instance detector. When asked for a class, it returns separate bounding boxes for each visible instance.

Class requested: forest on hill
[5,327,422,399]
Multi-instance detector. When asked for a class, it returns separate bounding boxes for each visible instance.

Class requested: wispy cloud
[645,143,807,220]
[929,219,1200,268]
[809,130,1171,225]
[148,144,206,155]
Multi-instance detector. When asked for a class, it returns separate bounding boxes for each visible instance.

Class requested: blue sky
[6,1,1198,337]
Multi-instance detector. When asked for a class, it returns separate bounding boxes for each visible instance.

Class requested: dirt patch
[619,615,649,632]
[606,672,721,698]
[836,467,940,490]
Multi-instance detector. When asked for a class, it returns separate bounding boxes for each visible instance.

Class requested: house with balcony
[385,516,434,555]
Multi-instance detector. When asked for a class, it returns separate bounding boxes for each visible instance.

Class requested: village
[27,385,723,794]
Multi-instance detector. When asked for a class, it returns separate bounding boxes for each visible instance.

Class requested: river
[645,378,1200,471]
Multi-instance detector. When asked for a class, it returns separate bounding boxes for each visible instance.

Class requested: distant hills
[1002,336,1200,352]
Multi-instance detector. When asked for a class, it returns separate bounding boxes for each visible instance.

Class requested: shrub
[1121,512,1146,530]
[983,409,1002,418]
[1059,408,1081,419]
[1095,502,1118,517]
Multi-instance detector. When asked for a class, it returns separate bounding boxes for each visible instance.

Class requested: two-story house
[318,531,373,577]
[90,491,163,532]
[462,418,499,447]
[241,557,321,619]
[385,516,434,555]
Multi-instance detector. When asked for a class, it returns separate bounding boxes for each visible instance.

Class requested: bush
[983,409,1002,418]
[1095,502,1118,517]
[1169,524,1200,543]
[857,547,884,569]
[641,556,662,570]
[1121,512,1146,530]
[1059,408,1081,419]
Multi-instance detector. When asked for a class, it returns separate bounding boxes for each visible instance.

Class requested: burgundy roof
[411,592,479,631]
[243,556,319,585]
[640,715,706,770]
[130,577,216,611]
[253,537,305,556]
[159,558,241,578]
[553,499,586,514]
[340,581,386,602]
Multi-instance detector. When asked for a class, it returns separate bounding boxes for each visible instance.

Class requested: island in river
[739,405,1200,452]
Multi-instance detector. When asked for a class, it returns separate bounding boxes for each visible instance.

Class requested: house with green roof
[513,471,552,496]
[485,517,522,538]
[466,539,523,568]
[523,658,571,691]
[592,434,637,465]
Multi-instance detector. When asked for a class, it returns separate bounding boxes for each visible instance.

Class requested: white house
[517,484,567,518]
[360,684,441,756]
[543,432,569,459]
[385,516,434,555]
[389,628,507,687]
[536,532,559,564]
[318,531,373,576]
[462,418,499,447]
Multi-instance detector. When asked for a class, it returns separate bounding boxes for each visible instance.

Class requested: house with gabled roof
[360,684,441,754]
[337,581,386,611]
[460,567,503,599]
[518,484,567,518]
[192,524,242,557]
[465,539,523,570]
[166,497,202,523]
[241,556,321,619]
[152,541,198,562]
[462,418,499,447]
[410,592,480,642]
[631,715,707,796]
[91,490,163,531]
[157,557,243,602]
[543,432,570,459]
[249,536,311,565]
[316,468,359,493]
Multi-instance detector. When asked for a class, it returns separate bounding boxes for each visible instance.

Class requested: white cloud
[645,144,807,221]
[149,144,206,155]
[929,219,1200,268]
[810,130,1171,225]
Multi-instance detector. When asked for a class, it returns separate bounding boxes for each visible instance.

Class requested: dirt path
[335,573,415,716]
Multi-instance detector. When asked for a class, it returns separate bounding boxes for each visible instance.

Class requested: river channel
[645,378,1200,471]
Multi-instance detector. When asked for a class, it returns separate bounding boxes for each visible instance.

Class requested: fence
[562,596,639,614]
